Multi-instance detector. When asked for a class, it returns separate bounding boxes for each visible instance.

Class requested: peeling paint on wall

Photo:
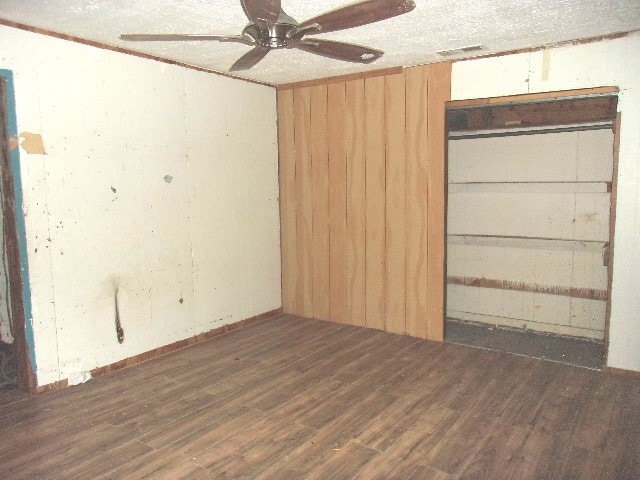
[19,132,45,154]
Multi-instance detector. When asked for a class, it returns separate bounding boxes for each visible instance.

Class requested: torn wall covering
[0,25,281,386]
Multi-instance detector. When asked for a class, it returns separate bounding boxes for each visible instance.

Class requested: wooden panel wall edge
[34,308,283,394]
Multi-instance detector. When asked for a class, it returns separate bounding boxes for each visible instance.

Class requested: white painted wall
[452,33,640,372]
[0,26,281,386]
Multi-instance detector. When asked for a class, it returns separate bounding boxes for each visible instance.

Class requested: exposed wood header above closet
[447,91,618,132]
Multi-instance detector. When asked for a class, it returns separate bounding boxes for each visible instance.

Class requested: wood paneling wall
[277,62,451,340]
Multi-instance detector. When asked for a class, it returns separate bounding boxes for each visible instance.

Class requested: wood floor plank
[203,421,316,478]
[408,465,454,480]
[305,441,380,480]
[253,422,353,479]
[356,444,452,480]
[98,444,207,480]
[1,314,639,480]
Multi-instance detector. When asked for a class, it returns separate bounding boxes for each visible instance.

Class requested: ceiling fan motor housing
[245,22,298,48]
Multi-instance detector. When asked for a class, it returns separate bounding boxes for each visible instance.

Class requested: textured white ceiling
[1,0,639,85]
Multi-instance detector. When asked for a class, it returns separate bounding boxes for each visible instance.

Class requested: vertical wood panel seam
[309,89,315,318]
[382,76,388,331]
[291,91,298,315]
[363,79,368,328]
[341,83,348,321]
[426,65,433,340]
[325,85,331,321]
[292,90,300,314]
[403,71,409,335]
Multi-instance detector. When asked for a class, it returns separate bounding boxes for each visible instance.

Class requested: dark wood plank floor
[1,314,639,479]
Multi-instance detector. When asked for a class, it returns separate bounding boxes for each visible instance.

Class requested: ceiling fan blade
[298,0,416,35]
[241,0,282,24]
[295,38,383,64]
[120,34,254,46]
[230,46,270,71]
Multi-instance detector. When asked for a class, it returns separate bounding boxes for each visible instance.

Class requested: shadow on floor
[445,318,605,370]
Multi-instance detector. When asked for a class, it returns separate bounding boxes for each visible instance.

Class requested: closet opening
[444,91,619,370]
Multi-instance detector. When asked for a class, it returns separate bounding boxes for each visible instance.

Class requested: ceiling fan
[120,0,416,71]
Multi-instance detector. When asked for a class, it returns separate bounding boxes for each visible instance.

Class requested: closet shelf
[448,181,610,194]
[448,234,607,252]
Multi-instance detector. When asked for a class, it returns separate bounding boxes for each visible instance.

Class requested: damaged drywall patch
[19,132,46,154]
[164,174,173,183]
